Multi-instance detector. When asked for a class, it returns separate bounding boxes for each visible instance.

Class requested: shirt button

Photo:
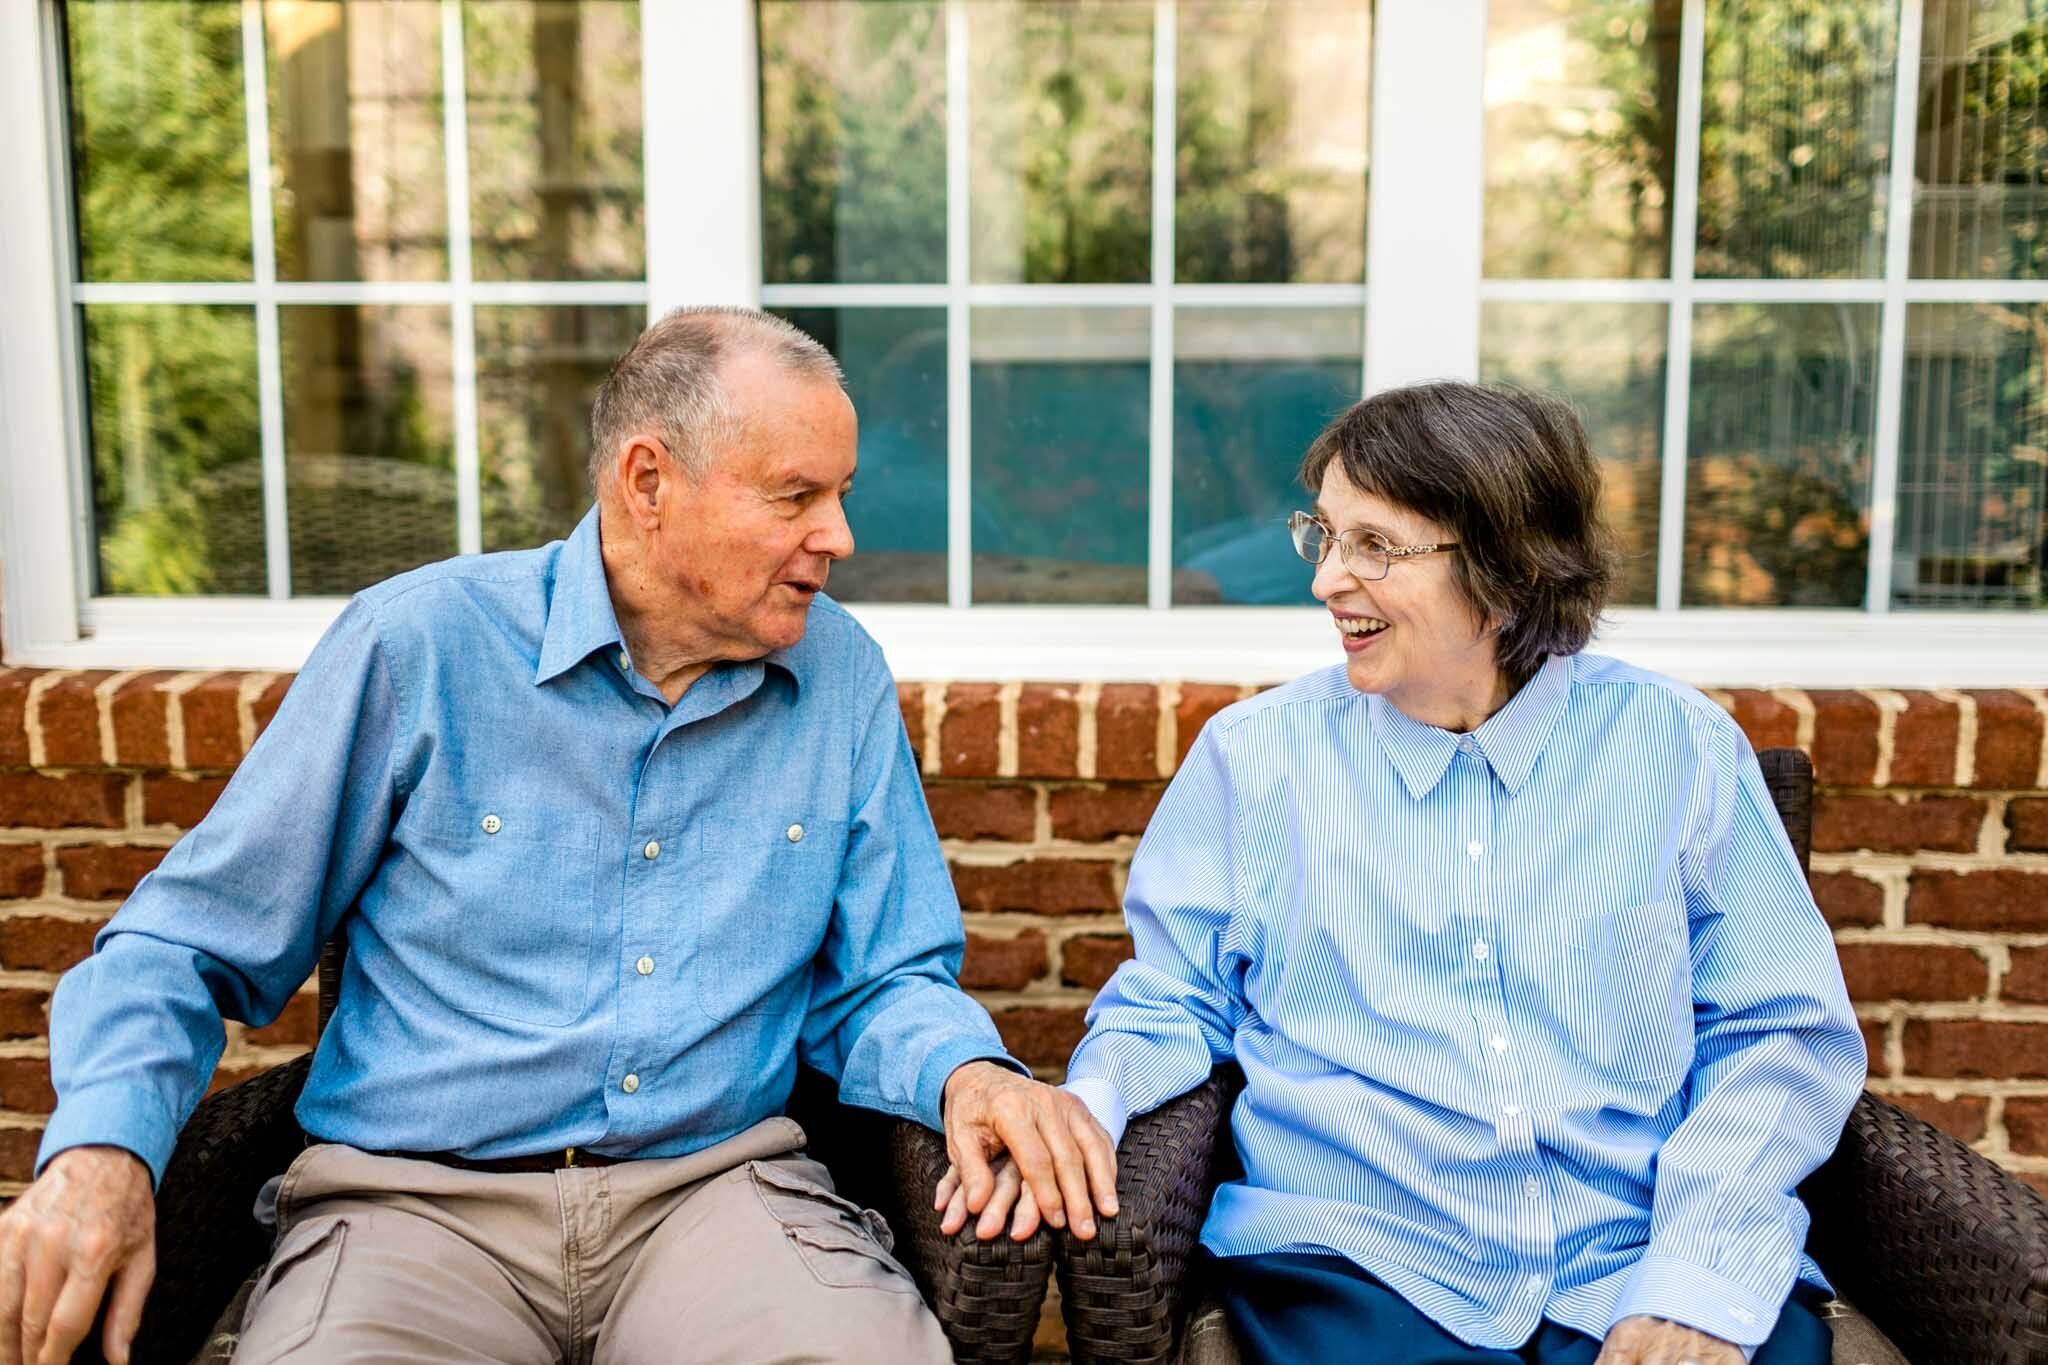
[1489,1034,1509,1054]
[481,814,502,835]
[1467,839,1483,860]
[636,956,654,976]
[1458,736,1475,753]
[786,823,805,843]
[1503,1104,1521,1118]
[1471,942,1490,961]
[1523,1175,1541,1200]
[643,840,661,860]
[617,651,630,671]
[622,1073,640,1094]
[1524,1275,1543,1296]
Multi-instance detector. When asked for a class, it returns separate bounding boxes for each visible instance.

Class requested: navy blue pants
[1210,1252,1832,1365]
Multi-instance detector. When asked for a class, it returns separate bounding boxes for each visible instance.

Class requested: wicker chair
[92,944,1053,1365]
[1051,747,2048,1365]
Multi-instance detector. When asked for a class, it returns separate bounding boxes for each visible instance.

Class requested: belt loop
[564,1147,578,1168]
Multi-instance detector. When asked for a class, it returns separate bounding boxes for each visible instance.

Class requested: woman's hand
[1594,1315,1745,1365]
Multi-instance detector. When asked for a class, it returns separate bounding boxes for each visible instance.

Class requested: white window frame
[3,0,2046,685]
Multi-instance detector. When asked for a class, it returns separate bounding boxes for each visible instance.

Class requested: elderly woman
[1060,383,1862,1365]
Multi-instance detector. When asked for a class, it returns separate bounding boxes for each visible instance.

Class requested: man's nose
[811,498,855,560]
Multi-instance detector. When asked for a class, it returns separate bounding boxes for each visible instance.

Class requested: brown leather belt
[376,1146,628,1174]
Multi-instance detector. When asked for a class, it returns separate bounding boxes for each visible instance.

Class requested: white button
[481,814,502,835]
[621,1073,640,1094]
[643,840,661,860]
[1458,736,1475,753]
[1472,942,1490,961]
[618,651,630,671]
[1524,1276,1543,1296]
[1489,1034,1509,1054]
[786,823,805,843]
[636,956,654,976]
[1727,1306,1757,1326]
[1467,840,1483,860]
[1522,1175,1541,1199]
[1502,1104,1521,1118]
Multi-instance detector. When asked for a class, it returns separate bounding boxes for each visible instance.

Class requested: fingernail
[1105,1200,1120,1215]
[1049,1210,1066,1228]
[1078,1220,1095,1237]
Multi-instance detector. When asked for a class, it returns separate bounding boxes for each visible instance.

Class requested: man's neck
[599,512,735,705]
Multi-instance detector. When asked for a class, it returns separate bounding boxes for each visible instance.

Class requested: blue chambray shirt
[1065,652,1864,1355]
[40,508,1015,1183]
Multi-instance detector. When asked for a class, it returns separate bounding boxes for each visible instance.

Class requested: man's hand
[1595,1315,1745,1365]
[0,1146,155,1365]
[935,1062,1116,1242]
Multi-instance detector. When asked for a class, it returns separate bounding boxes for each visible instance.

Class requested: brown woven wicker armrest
[110,1053,314,1365]
[1802,1089,2048,1364]
[885,1117,1053,1364]
[1054,1066,1244,1365]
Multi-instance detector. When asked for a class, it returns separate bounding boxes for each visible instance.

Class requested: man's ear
[615,435,671,531]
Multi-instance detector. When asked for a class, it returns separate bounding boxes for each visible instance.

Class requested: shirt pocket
[691,814,847,1022]
[395,797,600,1026]
[1553,900,1695,1094]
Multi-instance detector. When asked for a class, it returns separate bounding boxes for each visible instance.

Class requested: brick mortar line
[92,670,144,768]
[236,671,281,756]
[1155,682,1179,780]
[1771,688,1817,754]
[1076,683,1101,780]
[0,900,127,920]
[1871,1079,2048,1098]
[1812,850,2048,872]
[1862,688,1907,789]
[1937,688,1978,788]
[20,673,70,770]
[941,838,1142,858]
[920,682,945,780]
[0,971,61,990]
[158,673,208,773]
[1858,1002,2048,1022]
[1832,927,2020,948]
[1814,784,2046,799]
[995,681,1021,779]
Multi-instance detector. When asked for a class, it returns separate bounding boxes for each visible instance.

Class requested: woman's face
[1310,463,1503,721]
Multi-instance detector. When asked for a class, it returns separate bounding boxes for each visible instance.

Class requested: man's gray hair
[588,306,845,488]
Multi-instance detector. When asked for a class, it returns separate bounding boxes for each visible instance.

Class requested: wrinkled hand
[936,1062,1116,1242]
[1595,1315,1745,1365]
[0,1146,155,1365]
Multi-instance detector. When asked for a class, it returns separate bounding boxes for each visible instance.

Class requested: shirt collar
[533,506,807,694]
[1368,652,1575,800]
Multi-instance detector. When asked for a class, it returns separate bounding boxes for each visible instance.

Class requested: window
[2,0,2043,681]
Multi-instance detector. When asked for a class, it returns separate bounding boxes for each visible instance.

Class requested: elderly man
[0,307,1115,1365]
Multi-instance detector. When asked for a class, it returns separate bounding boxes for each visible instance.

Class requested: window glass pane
[1479,303,1666,604]
[971,308,1149,602]
[1176,0,1369,285]
[1483,0,1680,279]
[1696,2,1897,280]
[65,1,253,282]
[266,1,447,282]
[85,306,266,595]
[282,305,456,593]
[970,1,1153,284]
[464,1,644,282]
[760,1,946,284]
[1892,302,2047,608]
[774,309,949,603]
[1684,302,1879,606]
[475,305,639,553]
[1911,0,2048,281]
[1172,308,1360,605]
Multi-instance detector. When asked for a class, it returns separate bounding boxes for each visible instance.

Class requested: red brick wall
[0,670,2045,1197]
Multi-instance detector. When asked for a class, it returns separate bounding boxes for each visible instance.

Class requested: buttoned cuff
[918,1036,1027,1132]
[36,1084,177,1188]
[1061,1076,1129,1148]
[1610,1253,1784,1351]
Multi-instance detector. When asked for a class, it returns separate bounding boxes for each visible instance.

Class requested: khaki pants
[231,1117,953,1364]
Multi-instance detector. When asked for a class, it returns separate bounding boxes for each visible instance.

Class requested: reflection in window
[1911,0,2048,281]
[1176,0,1369,285]
[1173,309,1361,604]
[86,307,266,595]
[760,2,946,285]
[66,1,253,283]
[1893,302,2047,608]
[1685,303,1879,606]
[476,305,641,552]
[1483,0,1680,279]
[774,308,949,603]
[971,2,1153,284]
[1479,303,1666,604]
[282,306,456,594]
[1696,2,1897,280]
[971,309,1149,603]
[464,1,644,282]
[265,1,448,283]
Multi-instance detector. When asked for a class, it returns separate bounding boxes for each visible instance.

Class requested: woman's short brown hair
[1298,381,1618,681]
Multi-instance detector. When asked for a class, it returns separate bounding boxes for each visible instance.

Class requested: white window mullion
[1146,0,1175,611]
[240,0,291,599]
[642,0,758,315]
[1865,0,1925,615]
[1655,0,1707,613]
[441,0,482,558]
[946,0,971,609]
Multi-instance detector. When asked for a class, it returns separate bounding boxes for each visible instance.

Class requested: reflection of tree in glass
[760,2,947,283]
[66,1,253,282]
[1912,2,2048,282]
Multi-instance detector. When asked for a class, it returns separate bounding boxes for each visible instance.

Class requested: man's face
[651,351,858,658]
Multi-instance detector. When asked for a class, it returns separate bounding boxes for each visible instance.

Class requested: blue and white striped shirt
[1065,652,1864,1353]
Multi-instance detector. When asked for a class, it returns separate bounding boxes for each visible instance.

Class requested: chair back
[1756,746,1814,872]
